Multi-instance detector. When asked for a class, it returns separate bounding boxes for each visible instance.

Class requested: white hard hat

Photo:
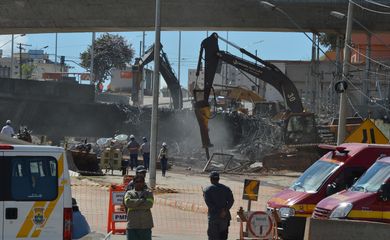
[130,134,135,139]
[162,142,167,147]
[6,120,11,125]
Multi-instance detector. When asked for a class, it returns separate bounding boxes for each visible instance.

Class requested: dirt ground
[72,166,300,239]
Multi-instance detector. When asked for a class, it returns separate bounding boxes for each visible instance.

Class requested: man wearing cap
[203,171,234,240]
[124,175,154,240]
[126,165,148,191]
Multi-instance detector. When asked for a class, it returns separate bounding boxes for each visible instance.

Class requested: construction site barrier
[237,208,278,240]
[106,175,133,234]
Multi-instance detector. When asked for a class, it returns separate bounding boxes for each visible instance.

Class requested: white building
[0,49,63,80]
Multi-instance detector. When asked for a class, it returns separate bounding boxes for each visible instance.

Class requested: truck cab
[266,143,390,240]
[313,156,390,222]
[0,144,72,240]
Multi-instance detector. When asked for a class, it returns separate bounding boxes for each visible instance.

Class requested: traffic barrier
[106,175,134,234]
[237,208,278,240]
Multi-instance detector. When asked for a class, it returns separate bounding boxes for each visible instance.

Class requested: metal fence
[71,174,282,239]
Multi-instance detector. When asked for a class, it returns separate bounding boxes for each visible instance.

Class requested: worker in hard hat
[1,120,15,137]
[158,142,168,177]
[127,135,140,171]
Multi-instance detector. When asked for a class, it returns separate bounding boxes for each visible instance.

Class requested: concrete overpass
[0,0,389,34]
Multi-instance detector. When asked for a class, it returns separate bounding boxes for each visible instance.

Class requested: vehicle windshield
[289,160,339,193]
[351,162,390,193]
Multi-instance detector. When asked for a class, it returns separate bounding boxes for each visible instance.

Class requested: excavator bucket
[194,105,213,148]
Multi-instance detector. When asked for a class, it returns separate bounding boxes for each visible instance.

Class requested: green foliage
[80,33,135,84]
[21,63,36,79]
[319,33,341,51]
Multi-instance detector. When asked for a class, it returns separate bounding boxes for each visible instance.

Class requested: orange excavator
[194,33,320,169]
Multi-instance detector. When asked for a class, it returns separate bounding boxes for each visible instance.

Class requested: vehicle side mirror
[379,183,390,201]
[326,182,338,196]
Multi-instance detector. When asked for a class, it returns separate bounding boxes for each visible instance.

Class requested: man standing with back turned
[203,171,234,240]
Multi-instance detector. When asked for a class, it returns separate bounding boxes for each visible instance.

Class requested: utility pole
[10,34,14,78]
[337,1,354,145]
[55,33,58,72]
[150,0,161,188]
[178,31,182,84]
[90,32,95,85]
[17,43,31,80]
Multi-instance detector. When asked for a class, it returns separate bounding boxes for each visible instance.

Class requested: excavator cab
[284,113,318,145]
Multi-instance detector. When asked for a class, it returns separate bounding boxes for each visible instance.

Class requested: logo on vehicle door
[32,208,46,226]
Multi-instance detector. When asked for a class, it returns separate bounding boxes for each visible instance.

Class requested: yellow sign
[345,119,389,144]
[243,179,260,201]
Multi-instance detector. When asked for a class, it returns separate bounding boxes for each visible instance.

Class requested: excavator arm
[132,44,183,109]
[194,32,305,151]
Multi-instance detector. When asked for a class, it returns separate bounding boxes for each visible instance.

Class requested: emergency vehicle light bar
[0,144,14,150]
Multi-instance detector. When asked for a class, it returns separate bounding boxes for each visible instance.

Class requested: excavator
[132,43,183,109]
[194,32,320,170]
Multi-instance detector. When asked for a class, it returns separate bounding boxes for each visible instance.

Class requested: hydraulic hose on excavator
[194,32,307,161]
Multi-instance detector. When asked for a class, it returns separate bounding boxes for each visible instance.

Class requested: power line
[365,0,390,9]
[347,94,364,118]
[346,78,390,111]
[350,0,390,14]
[347,43,390,70]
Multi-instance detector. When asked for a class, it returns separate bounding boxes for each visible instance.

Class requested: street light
[334,2,354,145]
[2,34,26,79]
[150,0,161,188]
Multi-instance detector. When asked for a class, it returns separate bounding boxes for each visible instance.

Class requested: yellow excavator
[194,32,320,170]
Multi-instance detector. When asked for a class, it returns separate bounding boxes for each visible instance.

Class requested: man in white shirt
[140,137,150,170]
[1,120,15,137]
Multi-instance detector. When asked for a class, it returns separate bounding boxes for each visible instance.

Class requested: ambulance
[0,144,72,239]
[313,156,390,222]
[266,143,390,240]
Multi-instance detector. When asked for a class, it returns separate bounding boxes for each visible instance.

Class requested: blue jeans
[143,153,150,170]
[127,229,151,240]
[130,154,138,170]
[160,157,167,176]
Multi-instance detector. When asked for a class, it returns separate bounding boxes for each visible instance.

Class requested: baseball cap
[209,171,220,179]
[136,165,147,173]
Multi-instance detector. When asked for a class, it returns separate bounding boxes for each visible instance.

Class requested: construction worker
[124,175,154,240]
[127,134,140,171]
[158,142,168,177]
[125,165,148,191]
[1,120,15,137]
[140,137,150,170]
[203,171,234,240]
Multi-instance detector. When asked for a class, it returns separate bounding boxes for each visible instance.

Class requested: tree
[319,33,342,51]
[80,33,135,85]
[21,63,36,79]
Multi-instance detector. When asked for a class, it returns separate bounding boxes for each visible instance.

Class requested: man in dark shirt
[203,171,234,240]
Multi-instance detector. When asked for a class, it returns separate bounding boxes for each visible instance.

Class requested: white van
[0,144,72,240]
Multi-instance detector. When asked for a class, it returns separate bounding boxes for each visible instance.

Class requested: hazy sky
[0,31,316,89]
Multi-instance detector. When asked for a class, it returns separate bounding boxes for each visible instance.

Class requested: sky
[0,31,316,89]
